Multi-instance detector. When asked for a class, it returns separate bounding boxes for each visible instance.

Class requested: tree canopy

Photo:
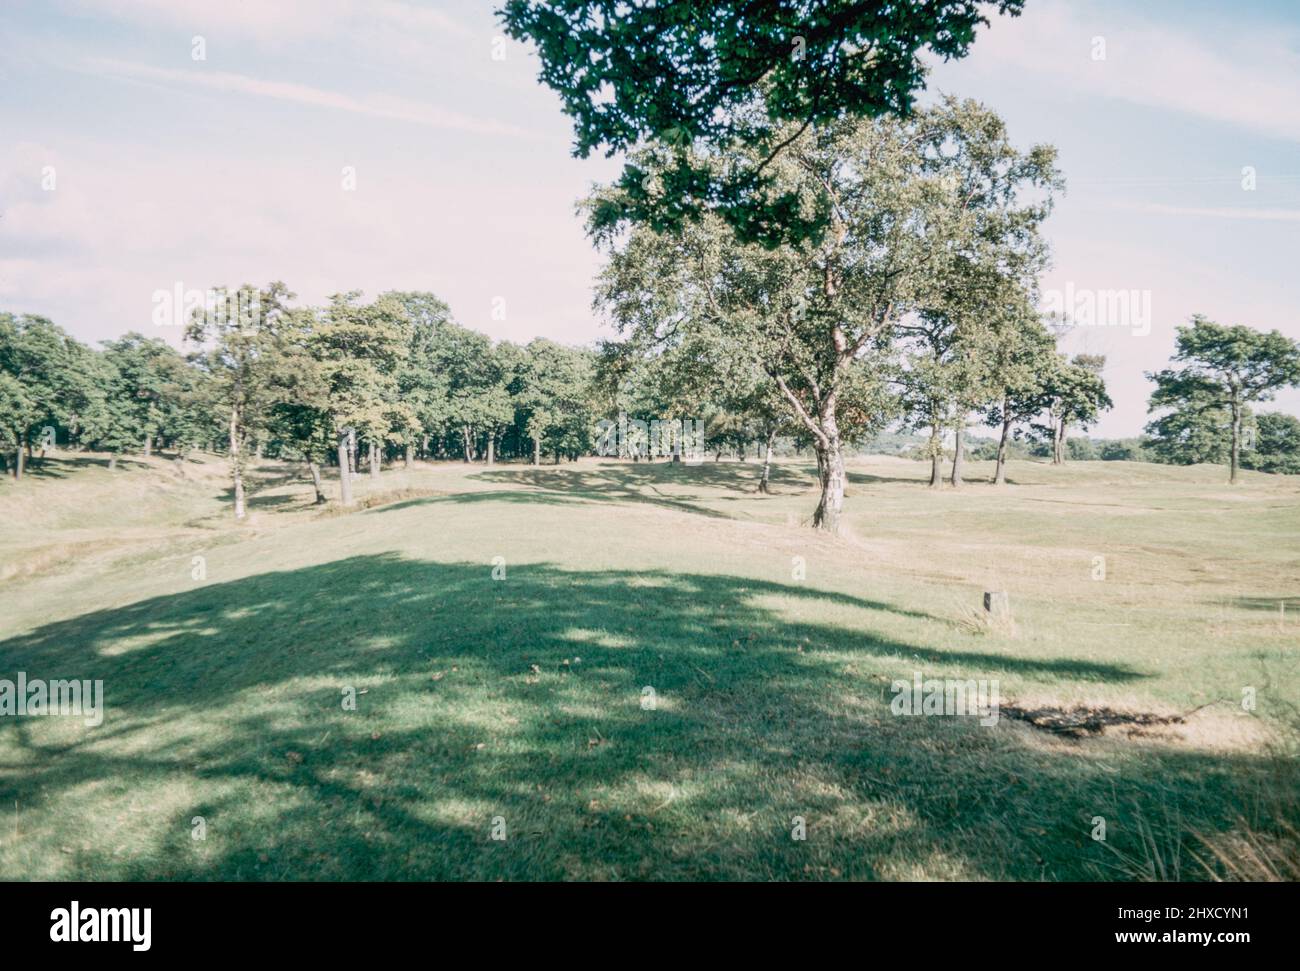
[501,0,1024,245]
[1147,316,1300,482]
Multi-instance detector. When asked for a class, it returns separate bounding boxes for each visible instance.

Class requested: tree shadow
[1221,595,1300,613]
[468,465,747,518]
[844,468,929,486]
[843,468,1031,487]
[0,554,1280,881]
[8,454,169,479]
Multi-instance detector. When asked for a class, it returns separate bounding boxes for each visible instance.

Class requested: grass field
[1,451,1298,880]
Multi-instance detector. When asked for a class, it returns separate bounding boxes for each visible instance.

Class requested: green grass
[1,451,1297,880]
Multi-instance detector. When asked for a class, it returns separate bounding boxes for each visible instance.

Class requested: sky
[1,0,1298,437]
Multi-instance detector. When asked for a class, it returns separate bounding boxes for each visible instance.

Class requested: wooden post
[983,591,1010,621]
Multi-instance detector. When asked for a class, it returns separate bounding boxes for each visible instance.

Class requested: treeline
[0,291,598,511]
[6,102,1300,525]
[588,96,1300,522]
[4,282,1299,528]
[918,422,1300,475]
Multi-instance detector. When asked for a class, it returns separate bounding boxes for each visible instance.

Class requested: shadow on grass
[1223,595,1300,613]
[0,554,1279,881]
[844,468,1036,488]
[1,454,155,480]
[462,461,815,518]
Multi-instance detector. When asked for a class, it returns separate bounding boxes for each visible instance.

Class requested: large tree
[309,292,413,505]
[979,305,1056,485]
[99,333,192,459]
[435,323,508,463]
[386,291,455,465]
[895,266,1044,490]
[1037,354,1110,465]
[262,310,337,504]
[0,313,101,479]
[595,97,1057,530]
[186,283,295,518]
[896,312,961,489]
[1146,316,1300,483]
[517,339,596,465]
[501,0,1023,245]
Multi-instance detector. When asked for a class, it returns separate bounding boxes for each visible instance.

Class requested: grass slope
[1,452,1297,880]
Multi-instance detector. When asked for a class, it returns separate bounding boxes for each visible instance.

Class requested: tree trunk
[758,429,776,494]
[1230,399,1241,484]
[486,436,495,465]
[928,421,943,489]
[370,441,380,480]
[14,436,26,481]
[404,444,413,469]
[308,460,326,503]
[950,418,965,489]
[143,434,152,457]
[993,408,1011,485]
[462,427,472,462]
[337,431,354,506]
[812,411,845,532]
[1052,415,1066,465]
[420,435,429,459]
[108,452,118,472]
[347,427,357,476]
[229,406,245,520]
[532,435,540,467]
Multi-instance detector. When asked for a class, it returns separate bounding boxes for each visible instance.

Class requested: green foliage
[2,282,604,491]
[97,333,197,453]
[388,290,456,448]
[1145,391,1232,466]
[1152,317,1300,405]
[1146,316,1300,476]
[1033,354,1112,448]
[501,0,1024,244]
[517,339,596,461]
[1066,437,1096,460]
[185,283,296,448]
[979,306,1057,429]
[1097,438,1151,462]
[0,313,104,463]
[310,291,414,447]
[1243,412,1300,475]
[595,96,1058,520]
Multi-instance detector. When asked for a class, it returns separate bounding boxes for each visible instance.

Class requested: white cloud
[83,58,544,139]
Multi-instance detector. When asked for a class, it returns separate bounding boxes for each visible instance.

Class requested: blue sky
[1,0,1298,436]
